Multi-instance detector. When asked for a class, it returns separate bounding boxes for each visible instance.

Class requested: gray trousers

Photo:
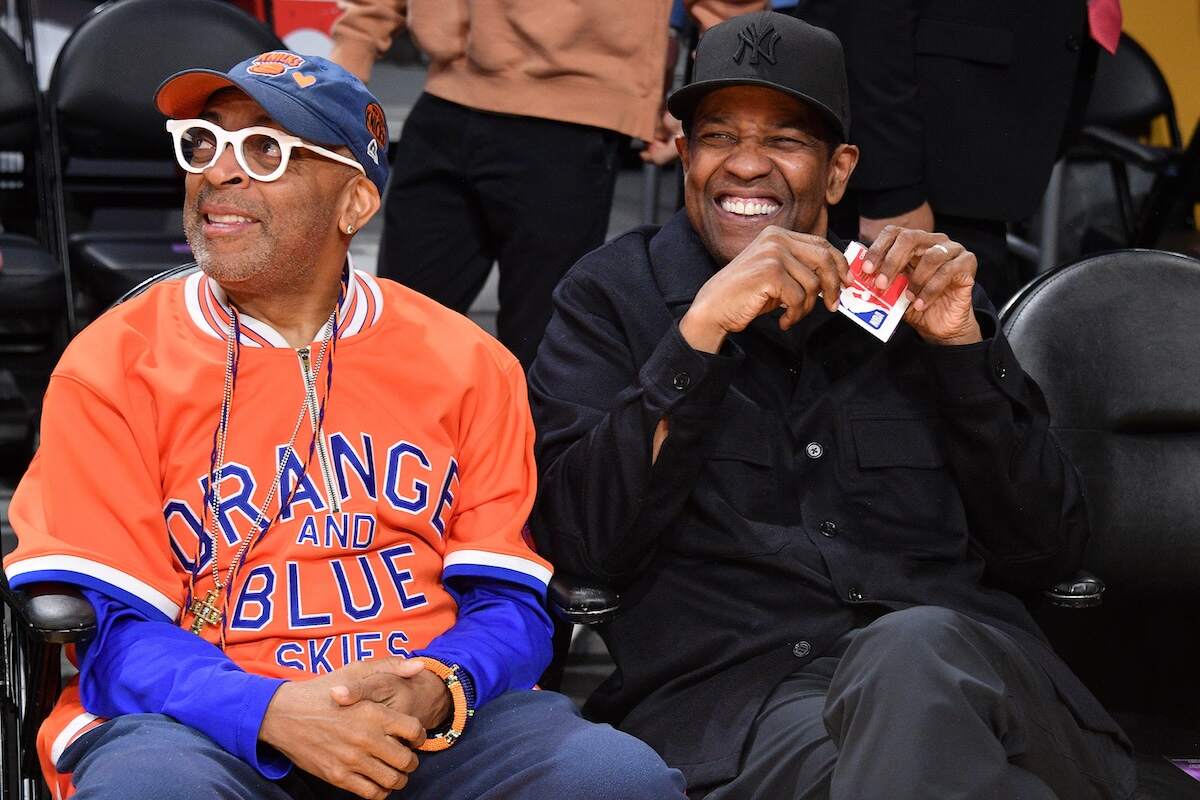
[704,607,1136,800]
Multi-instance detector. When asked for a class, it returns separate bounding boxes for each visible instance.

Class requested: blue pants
[60,690,685,799]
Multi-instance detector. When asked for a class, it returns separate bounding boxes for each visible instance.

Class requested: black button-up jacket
[528,211,1122,789]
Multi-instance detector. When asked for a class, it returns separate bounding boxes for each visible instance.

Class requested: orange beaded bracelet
[413,657,475,752]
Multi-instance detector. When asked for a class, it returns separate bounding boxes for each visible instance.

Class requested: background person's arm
[330,0,408,82]
[643,0,774,165]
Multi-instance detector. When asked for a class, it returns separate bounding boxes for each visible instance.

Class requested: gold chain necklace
[188,306,336,643]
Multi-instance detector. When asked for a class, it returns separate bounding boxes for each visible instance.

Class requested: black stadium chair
[1041,33,1200,267]
[48,0,282,317]
[1070,33,1200,257]
[0,29,67,470]
[1002,249,1200,798]
[1085,33,1181,149]
[1015,32,1186,272]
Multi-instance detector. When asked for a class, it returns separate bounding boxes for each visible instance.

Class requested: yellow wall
[1122,0,1200,144]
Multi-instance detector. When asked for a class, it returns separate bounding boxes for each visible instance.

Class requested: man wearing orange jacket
[4,51,684,800]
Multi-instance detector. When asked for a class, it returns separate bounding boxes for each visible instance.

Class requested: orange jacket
[6,268,548,792]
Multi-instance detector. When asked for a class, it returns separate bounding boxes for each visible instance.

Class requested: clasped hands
[259,657,451,800]
[680,224,982,354]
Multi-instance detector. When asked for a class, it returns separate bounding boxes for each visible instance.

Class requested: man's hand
[330,660,452,731]
[862,226,981,346]
[259,659,427,800]
[859,201,934,243]
[642,28,682,166]
[641,110,683,166]
[680,226,849,353]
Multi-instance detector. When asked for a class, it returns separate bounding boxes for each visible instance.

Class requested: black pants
[379,93,621,368]
[703,607,1136,800]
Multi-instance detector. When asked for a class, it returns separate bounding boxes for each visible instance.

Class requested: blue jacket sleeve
[76,588,290,779]
[414,577,553,707]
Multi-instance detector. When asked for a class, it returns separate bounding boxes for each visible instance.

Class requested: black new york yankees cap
[668,11,850,142]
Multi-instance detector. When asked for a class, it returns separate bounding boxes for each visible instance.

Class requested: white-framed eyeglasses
[165,118,365,182]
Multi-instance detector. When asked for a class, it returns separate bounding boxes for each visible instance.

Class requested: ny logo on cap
[733,23,780,66]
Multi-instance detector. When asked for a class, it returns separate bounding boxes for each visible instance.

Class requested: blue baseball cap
[155,51,390,194]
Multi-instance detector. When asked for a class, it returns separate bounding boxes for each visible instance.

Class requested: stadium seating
[1035,33,1199,267]
[0,29,67,473]
[1002,249,1200,797]
[48,0,281,316]
[1072,33,1198,255]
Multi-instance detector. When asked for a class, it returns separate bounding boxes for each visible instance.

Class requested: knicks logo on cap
[247,51,305,77]
[364,102,388,165]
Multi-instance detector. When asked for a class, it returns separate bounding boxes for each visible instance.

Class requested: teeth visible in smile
[207,214,254,224]
[720,198,779,217]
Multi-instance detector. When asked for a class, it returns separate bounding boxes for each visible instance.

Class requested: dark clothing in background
[528,210,1127,792]
[936,214,1012,309]
[793,0,1094,305]
[378,93,621,368]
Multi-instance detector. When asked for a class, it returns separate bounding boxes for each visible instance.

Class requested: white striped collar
[183,257,385,348]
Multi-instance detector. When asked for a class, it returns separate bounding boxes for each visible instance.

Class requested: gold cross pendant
[189,588,223,634]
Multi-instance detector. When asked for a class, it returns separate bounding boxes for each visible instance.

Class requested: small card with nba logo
[837,241,911,342]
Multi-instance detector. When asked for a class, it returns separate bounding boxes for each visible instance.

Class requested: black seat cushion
[69,233,192,306]
[1003,250,1200,596]
[0,235,64,313]
[0,31,36,151]
[1085,34,1178,143]
[52,0,283,160]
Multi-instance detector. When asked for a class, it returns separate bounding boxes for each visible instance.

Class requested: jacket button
[792,641,812,658]
[848,587,864,602]
[819,520,837,537]
[1065,34,1082,51]
[805,442,823,459]
[672,371,691,390]
[994,363,1008,379]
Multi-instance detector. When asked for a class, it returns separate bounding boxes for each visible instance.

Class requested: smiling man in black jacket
[528,11,1135,800]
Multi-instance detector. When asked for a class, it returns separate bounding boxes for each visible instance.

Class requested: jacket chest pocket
[687,401,794,558]
[851,417,946,470]
[845,414,967,548]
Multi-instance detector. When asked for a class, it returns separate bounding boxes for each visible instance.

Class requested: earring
[345,224,355,234]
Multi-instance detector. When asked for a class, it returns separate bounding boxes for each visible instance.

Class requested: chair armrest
[7,583,97,643]
[547,573,620,625]
[1043,570,1104,609]
[1078,125,1174,171]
